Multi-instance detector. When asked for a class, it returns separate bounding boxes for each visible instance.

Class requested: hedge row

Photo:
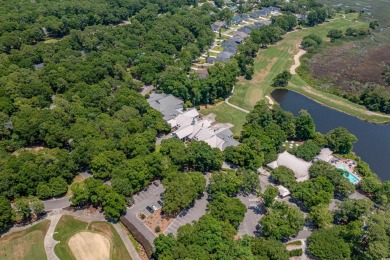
[120,216,153,259]
[289,248,303,257]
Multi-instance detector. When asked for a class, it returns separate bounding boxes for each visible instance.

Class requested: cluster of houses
[209,7,279,63]
[148,93,240,151]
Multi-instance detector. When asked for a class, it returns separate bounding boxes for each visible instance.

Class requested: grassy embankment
[0,220,50,260]
[54,215,130,260]
[201,103,248,136]
[203,13,390,134]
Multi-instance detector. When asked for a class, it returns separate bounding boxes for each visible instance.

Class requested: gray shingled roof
[217,129,240,150]
[147,93,183,120]
[216,51,234,62]
[238,26,253,34]
[206,56,216,64]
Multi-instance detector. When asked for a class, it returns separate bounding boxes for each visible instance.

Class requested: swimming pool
[337,165,359,184]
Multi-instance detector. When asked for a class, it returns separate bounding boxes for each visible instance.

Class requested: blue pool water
[337,165,359,184]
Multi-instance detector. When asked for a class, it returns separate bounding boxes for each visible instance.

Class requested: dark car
[146,206,154,213]
[153,181,159,187]
[157,200,164,207]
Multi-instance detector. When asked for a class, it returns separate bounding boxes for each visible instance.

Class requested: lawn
[53,215,130,260]
[230,16,368,111]
[227,15,390,123]
[0,220,50,260]
[211,46,224,52]
[200,103,248,136]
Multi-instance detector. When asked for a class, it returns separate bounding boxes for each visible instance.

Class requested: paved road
[164,172,211,236]
[237,194,264,237]
[43,196,72,211]
[123,182,165,247]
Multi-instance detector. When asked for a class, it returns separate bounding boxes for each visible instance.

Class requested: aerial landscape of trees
[0,0,389,258]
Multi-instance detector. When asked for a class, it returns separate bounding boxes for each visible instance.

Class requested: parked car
[146,206,154,213]
[157,200,164,207]
[152,204,158,211]
[153,181,159,187]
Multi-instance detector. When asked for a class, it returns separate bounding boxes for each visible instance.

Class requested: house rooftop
[147,93,184,121]
[267,151,311,182]
[216,51,234,62]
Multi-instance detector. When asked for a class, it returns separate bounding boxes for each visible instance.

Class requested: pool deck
[332,159,361,184]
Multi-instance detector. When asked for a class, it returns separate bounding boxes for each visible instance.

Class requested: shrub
[289,249,303,257]
[286,240,302,246]
[155,226,161,233]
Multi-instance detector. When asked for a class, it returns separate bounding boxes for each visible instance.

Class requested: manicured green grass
[228,16,390,123]
[287,77,390,123]
[54,215,131,260]
[201,103,248,136]
[211,46,224,52]
[0,220,50,260]
[231,17,368,111]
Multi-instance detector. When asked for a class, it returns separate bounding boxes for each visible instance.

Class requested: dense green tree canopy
[271,166,296,189]
[291,176,334,208]
[259,201,305,240]
[162,172,206,215]
[308,227,351,260]
[325,127,357,154]
[209,171,243,197]
[294,140,321,161]
[207,193,246,229]
[295,110,316,140]
[0,196,13,232]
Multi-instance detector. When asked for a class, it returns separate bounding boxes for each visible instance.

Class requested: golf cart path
[44,214,61,260]
[225,85,250,113]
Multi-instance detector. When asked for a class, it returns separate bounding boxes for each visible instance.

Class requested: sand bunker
[68,232,110,260]
[290,49,307,74]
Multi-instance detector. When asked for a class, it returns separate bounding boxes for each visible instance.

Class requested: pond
[271,89,390,181]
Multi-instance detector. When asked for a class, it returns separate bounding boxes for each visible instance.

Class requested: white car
[152,204,158,211]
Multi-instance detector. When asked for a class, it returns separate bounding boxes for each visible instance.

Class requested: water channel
[271,89,390,181]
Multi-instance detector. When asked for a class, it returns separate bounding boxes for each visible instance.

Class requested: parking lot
[164,191,208,236]
[132,182,165,217]
[164,172,211,236]
[237,193,265,237]
[123,181,165,246]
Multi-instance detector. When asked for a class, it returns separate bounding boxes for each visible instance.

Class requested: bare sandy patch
[290,49,307,74]
[12,146,45,156]
[265,95,275,105]
[68,232,110,260]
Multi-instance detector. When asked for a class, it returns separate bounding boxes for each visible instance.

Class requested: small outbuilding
[277,185,291,198]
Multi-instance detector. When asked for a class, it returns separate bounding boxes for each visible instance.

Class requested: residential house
[195,69,208,79]
[238,26,253,35]
[231,35,244,44]
[211,21,227,31]
[232,15,243,24]
[147,93,184,121]
[206,56,216,64]
[216,51,234,62]
[233,31,249,38]
[241,14,249,21]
